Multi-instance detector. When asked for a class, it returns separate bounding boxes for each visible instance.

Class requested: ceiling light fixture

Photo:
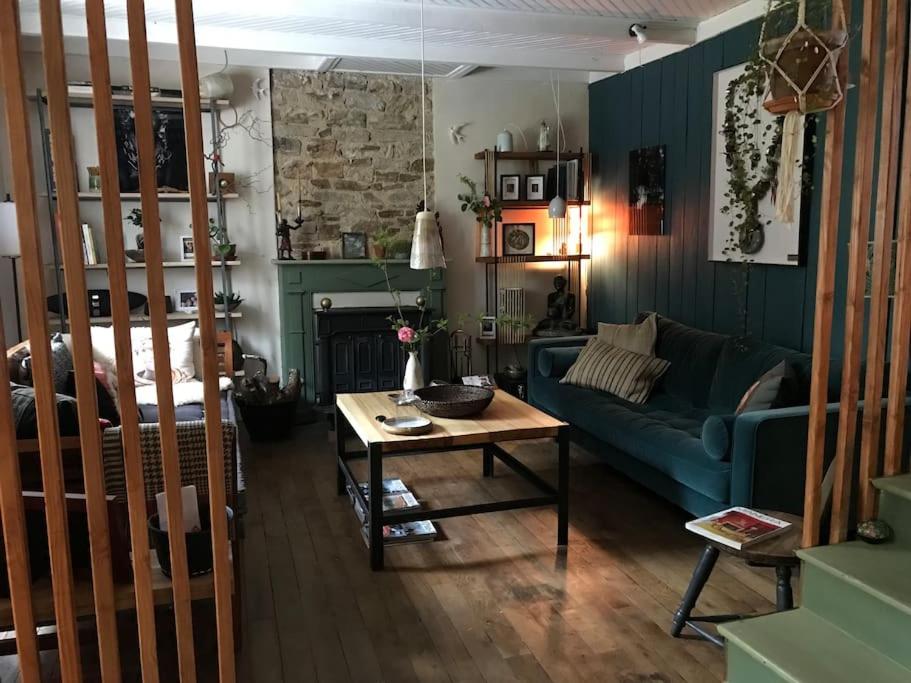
[548,72,566,220]
[410,0,446,270]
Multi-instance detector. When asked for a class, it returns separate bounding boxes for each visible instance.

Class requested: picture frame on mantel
[341,231,368,259]
[708,63,811,266]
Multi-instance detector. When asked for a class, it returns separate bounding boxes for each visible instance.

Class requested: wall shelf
[475,254,590,264]
[55,311,243,324]
[501,200,590,209]
[30,91,229,112]
[56,261,241,270]
[473,150,586,161]
[46,192,239,202]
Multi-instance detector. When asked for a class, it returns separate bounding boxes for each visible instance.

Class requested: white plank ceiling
[17,0,751,74]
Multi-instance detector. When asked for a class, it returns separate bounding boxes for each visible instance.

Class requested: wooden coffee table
[334,390,570,570]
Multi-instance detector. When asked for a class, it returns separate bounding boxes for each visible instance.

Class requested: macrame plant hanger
[758,0,847,222]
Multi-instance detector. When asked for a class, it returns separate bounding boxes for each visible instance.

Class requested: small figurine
[533,275,583,337]
[276,215,299,260]
[538,120,551,152]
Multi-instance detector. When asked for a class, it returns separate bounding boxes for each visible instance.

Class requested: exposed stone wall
[271,70,433,257]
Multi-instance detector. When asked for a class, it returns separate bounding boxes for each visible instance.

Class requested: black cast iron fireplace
[314,306,430,405]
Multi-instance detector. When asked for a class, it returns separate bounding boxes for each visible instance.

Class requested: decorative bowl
[414,384,494,419]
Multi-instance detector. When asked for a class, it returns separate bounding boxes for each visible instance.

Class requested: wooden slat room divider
[0,0,236,679]
[804,0,911,547]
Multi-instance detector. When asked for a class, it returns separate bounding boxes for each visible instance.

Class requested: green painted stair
[720,610,911,683]
[721,475,911,682]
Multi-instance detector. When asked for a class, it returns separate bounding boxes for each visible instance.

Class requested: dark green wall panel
[588,10,864,356]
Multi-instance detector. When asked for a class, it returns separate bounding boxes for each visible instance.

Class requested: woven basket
[414,385,494,419]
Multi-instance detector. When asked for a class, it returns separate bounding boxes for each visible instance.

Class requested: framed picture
[175,290,198,313]
[114,105,188,193]
[629,145,666,236]
[479,315,497,340]
[341,231,367,259]
[502,223,535,256]
[525,175,545,201]
[500,175,520,201]
[180,235,195,261]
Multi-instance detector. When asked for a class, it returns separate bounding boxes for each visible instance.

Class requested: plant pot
[148,506,233,578]
[216,244,237,261]
[762,29,847,115]
[373,244,387,259]
[215,300,242,312]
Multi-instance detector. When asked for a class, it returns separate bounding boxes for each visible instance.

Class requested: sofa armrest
[729,396,911,515]
[528,336,592,380]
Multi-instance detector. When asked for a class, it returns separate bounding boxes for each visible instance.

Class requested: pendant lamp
[548,74,566,220]
[410,0,446,270]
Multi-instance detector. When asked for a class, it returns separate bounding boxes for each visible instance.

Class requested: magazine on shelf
[685,507,792,550]
[347,478,420,524]
[361,520,437,547]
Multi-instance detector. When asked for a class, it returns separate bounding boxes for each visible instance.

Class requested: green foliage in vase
[457,175,502,229]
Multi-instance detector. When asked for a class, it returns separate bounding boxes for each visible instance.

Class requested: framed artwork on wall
[708,63,811,266]
[628,145,666,236]
[175,290,198,313]
[502,223,535,256]
[180,235,195,261]
[500,175,520,201]
[479,315,497,340]
[526,175,545,201]
[341,231,367,259]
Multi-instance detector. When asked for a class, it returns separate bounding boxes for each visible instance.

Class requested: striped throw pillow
[560,338,670,404]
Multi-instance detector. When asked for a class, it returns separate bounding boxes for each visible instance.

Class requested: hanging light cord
[420,0,428,211]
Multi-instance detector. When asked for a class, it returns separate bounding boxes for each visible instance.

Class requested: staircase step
[720,609,911,683]
[873,475,911,541]
[799,541,911,669]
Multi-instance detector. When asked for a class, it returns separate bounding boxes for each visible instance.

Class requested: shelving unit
[54,311,242,324]
[35,86,241,337]
[475,148,594,377]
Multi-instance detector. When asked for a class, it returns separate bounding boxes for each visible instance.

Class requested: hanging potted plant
[759,0,848,116]
[458,175,502,258]
[208,218,237,261]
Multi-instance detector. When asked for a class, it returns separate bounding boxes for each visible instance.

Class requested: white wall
[432,74,588,368]
[12,53,279,369]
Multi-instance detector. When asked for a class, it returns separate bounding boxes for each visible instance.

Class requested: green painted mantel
[275,259,447,403]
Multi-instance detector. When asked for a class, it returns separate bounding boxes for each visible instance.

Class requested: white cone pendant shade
[548,195,567,219]
[410,211,446,269]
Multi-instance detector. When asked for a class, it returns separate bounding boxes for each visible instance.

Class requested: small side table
[670,510,802,647]
[494,371,527,401]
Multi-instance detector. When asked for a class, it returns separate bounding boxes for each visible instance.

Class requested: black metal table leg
[482,445,494,478]
[556,426,570,547]
[671,545,720,637]
[368,442,384,571]
[775,565,794,610]
[335,407,347,495]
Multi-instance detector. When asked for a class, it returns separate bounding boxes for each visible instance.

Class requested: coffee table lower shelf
[334,407,569,571]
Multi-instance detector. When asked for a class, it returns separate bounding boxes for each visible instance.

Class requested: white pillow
[130,321,198,384]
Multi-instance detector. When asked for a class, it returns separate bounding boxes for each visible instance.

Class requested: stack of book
[81,223,98,265]
[346,477,438,546]
[566,159,583,201]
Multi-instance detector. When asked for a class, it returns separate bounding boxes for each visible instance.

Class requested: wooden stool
[670,511,802,646]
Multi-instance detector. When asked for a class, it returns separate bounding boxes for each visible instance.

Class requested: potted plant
[208,218,237,261]
[214,291,243,312]
[371,226,398,259]
[458,175,502,258]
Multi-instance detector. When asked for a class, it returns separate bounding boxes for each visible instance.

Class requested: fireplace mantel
[276,260,446,403]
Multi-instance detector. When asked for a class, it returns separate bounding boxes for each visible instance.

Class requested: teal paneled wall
[589,12,863,355]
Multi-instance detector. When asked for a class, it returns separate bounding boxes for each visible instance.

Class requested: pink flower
[482,194,491,208]
[397,326,416,343]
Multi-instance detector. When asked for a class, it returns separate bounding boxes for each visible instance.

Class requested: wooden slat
[884,17,911,477]
[173,2,236,679]
[856,0,908,523]
[84,1,160,679]
[0,0,81,676]
[125,3,197,679]
[802,5,852,548]
[827,0,883,544]
[38,1,121,676]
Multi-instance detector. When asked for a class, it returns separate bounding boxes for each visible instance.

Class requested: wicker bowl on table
[414,385,495,419]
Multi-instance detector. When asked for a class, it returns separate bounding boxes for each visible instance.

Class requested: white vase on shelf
[402,350,424,401]
[479,223,492,258]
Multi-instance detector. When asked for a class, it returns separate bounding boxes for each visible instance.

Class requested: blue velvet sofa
[528,315,902,518]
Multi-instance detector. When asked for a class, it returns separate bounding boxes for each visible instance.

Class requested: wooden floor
[0,419,787,681]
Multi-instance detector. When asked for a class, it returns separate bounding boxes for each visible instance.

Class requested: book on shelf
[685,507,792,550]
[81,223,98,265]
[361,520,437,547]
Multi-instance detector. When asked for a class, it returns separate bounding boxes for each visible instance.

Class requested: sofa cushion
[651,315,728,408]
[736,361,793,414]
[561,339,669,404]
[11,383,80,439]
[533,379,731,502]
[709,337,812,413]
[702,414,736,461]
[539,346,583,378]
[597,313,657,355]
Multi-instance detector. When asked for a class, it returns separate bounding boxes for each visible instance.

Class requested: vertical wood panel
[84,1,161,679]
[856,0,907,522]
[666,53,689,321]
[637,61,661,316]
[124,3,198,679]
[829,0,883,542]
[655,56,676,315]
[625,68,643,322]
[38,1,121,676]
[0,0,82,675]
[679,42,705,325]
[172,2,236,679]
[0,7,43,679]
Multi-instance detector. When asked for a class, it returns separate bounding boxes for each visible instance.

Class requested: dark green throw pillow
[702,414,736,461]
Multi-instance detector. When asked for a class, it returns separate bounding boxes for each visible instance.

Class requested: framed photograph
[479,315,497,340]
[502,223,535,256]
[525,175,545,201]
[341,231,367,259]
[175,290,198,313]
[629,145,666,236]
[180,235,195,261]
[500,175,520,201]
[114,105,188,193]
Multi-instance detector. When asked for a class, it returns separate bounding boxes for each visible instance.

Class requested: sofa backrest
[650,315,728,408]
[708,337,813,413]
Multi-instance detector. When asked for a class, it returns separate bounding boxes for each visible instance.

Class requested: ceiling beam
[17,9,631,73]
